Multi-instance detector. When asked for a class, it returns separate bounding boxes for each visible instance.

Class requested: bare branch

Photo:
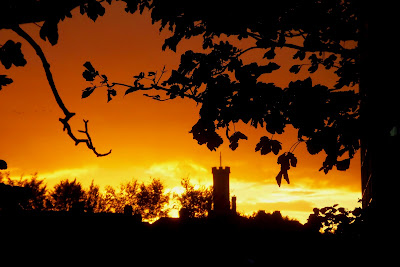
[12,25,111,157]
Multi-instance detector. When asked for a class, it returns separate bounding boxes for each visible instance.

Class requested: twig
[155,66,167,85]
[12,25,111,157]
[288,140,304,153]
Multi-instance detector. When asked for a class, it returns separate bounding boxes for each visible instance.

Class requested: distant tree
[0,160,7,170]
[84,179,104,213]
[50,178,85,211]
[0,172,48,211]
[103,179,139,213]
[136,178,169,221]
[177,178,212,218]
[102,185,120,213]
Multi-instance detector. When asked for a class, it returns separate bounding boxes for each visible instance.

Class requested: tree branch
[12,25,111,157]
[246,30,354,56]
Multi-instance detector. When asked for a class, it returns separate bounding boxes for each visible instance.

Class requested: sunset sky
[0,2,361,223]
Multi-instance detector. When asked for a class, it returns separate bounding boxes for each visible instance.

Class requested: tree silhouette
[177,178,212,218]
[101,178,169,221]
[49,178,86,211]
[103,179,139,213]
[0,160,7,170]
[0,172,48,211]
[1,1,365,185]
[305,205,362,235]
[84,180,104,213]
[136,178,169,221]
[1,0,112,157]
[80,0,360,184]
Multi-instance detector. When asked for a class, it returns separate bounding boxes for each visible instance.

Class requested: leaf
[83,61,96,73]
[82,61,98,81]
[263,48,276,59]
[0,40,27,69]
[202,37,214,49]
[293,51,305,60]
[283,172,290,185]
[101,74,108,84]
[308,64,318,73]
[323,54,337,70]
[82,86,96,98]
[336,158,350,171]
[107,88,117,102]
[270,140,282,155]
[124,0,139,13]
[289,65,301,74]
[85,0,106,21]
[319,156,336,174]
[306,137,324,155]
[275,152,296,187]
[162,35,181,52]
[228,131,248,151]
[83,70,95,81]
[190,119,223,151]
[276,171,283,187]
[0,75,13,91]
[277,153,290,170]
[148,71,156,76]
[255,136,272,155]
[124,86,136,95]
[39,19,59,45]
[287,152,297,167]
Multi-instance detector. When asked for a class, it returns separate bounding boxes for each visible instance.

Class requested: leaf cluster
[81,61,171,102]
[255,136,282,156]
[0,40,27,90]
[0,40,27,69]
[275,152,297,187]
[306,204,362,234]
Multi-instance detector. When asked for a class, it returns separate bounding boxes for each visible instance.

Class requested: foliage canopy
[0,0,361,185]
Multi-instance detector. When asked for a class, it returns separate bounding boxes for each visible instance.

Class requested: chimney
[231,196,237,214]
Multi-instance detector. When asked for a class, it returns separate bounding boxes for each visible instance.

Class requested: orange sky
[0,2,360,222]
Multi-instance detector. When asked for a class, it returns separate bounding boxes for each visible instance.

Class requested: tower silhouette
[210,154,238,217]
[212,166,230,214]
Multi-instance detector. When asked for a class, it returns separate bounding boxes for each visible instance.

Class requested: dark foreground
[0,212,388,266]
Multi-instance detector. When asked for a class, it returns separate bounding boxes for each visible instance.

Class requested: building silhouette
[211,162,237,216]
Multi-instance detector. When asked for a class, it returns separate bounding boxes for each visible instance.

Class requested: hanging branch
[11,25,111,157]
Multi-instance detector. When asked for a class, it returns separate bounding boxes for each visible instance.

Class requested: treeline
[1,171,365,236]
[0,172,211,222]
